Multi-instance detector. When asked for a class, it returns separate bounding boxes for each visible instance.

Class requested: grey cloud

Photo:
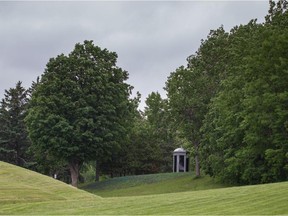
[0,1,268,109]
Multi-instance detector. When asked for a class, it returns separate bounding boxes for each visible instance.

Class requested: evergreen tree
[0,81,31,167]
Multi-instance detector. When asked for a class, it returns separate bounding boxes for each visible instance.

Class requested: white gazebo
[173,147,189,172]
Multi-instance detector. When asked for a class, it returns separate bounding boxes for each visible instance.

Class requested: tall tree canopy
[165,27,229,177]
[166,0,287,184]
[25,40,132,187]
[201,1,288,184]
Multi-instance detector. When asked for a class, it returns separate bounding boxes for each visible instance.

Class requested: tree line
[166,0,288,184]
[0,0,287,187]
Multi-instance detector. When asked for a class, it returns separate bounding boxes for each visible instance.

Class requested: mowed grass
[81,172,226,197]
[0,161,99,205]
[1,161,288,215]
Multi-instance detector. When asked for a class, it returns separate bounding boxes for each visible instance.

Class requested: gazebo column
[176,155,179,172]
[173,155,175,172]
[183,154,186,172]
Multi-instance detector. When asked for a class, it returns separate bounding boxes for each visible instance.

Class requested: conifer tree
[0,81,30,167]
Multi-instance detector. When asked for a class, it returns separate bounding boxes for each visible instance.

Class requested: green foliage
[97,92,141,178]
[201,1,288,184]
[144,92,177,172]
[80,162,98,183]
[25,40,132,187]
[127,113,163,174]
[165,27,229,176]
[115,92,178,175]
[99,92,178,177]
[164,0,288,185]
[0,82,31,167]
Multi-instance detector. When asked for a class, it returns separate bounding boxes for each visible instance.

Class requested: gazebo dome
[173,147,186,153]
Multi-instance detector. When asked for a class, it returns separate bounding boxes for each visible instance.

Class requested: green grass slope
[0,161,99,205]
[81,172,226,197]
[1,161,288,215]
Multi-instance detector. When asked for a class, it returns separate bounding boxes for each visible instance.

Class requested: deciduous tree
[201,1,288,184]
[25,40,132,187]
[165,27,229,177]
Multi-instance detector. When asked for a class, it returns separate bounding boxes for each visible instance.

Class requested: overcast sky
[0,1,269,110]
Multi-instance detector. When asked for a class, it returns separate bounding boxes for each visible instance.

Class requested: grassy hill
[81,172,227,197]
[1,161,288,215]
[0,161,99,205]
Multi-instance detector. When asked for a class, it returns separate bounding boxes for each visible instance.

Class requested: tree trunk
[69,160,80,188]
[195,154,200,177]
[95,161,100,182]
[194,142,200,177]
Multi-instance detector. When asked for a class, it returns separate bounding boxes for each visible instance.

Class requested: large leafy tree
[165,27,229,176]
[0,81,31,167]
[201,1,288,184]
[25,40,132,187]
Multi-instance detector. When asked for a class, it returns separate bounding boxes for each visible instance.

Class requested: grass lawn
[1,161,288,215]
[0,161,99,205]
[81,172,227,197]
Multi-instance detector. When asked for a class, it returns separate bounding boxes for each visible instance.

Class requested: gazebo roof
[173,147,186,153]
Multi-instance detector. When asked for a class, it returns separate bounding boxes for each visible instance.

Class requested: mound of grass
[81,172,188,190]
[81,172,226,197]
[0,161,99,205]
[1,161,288,215]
